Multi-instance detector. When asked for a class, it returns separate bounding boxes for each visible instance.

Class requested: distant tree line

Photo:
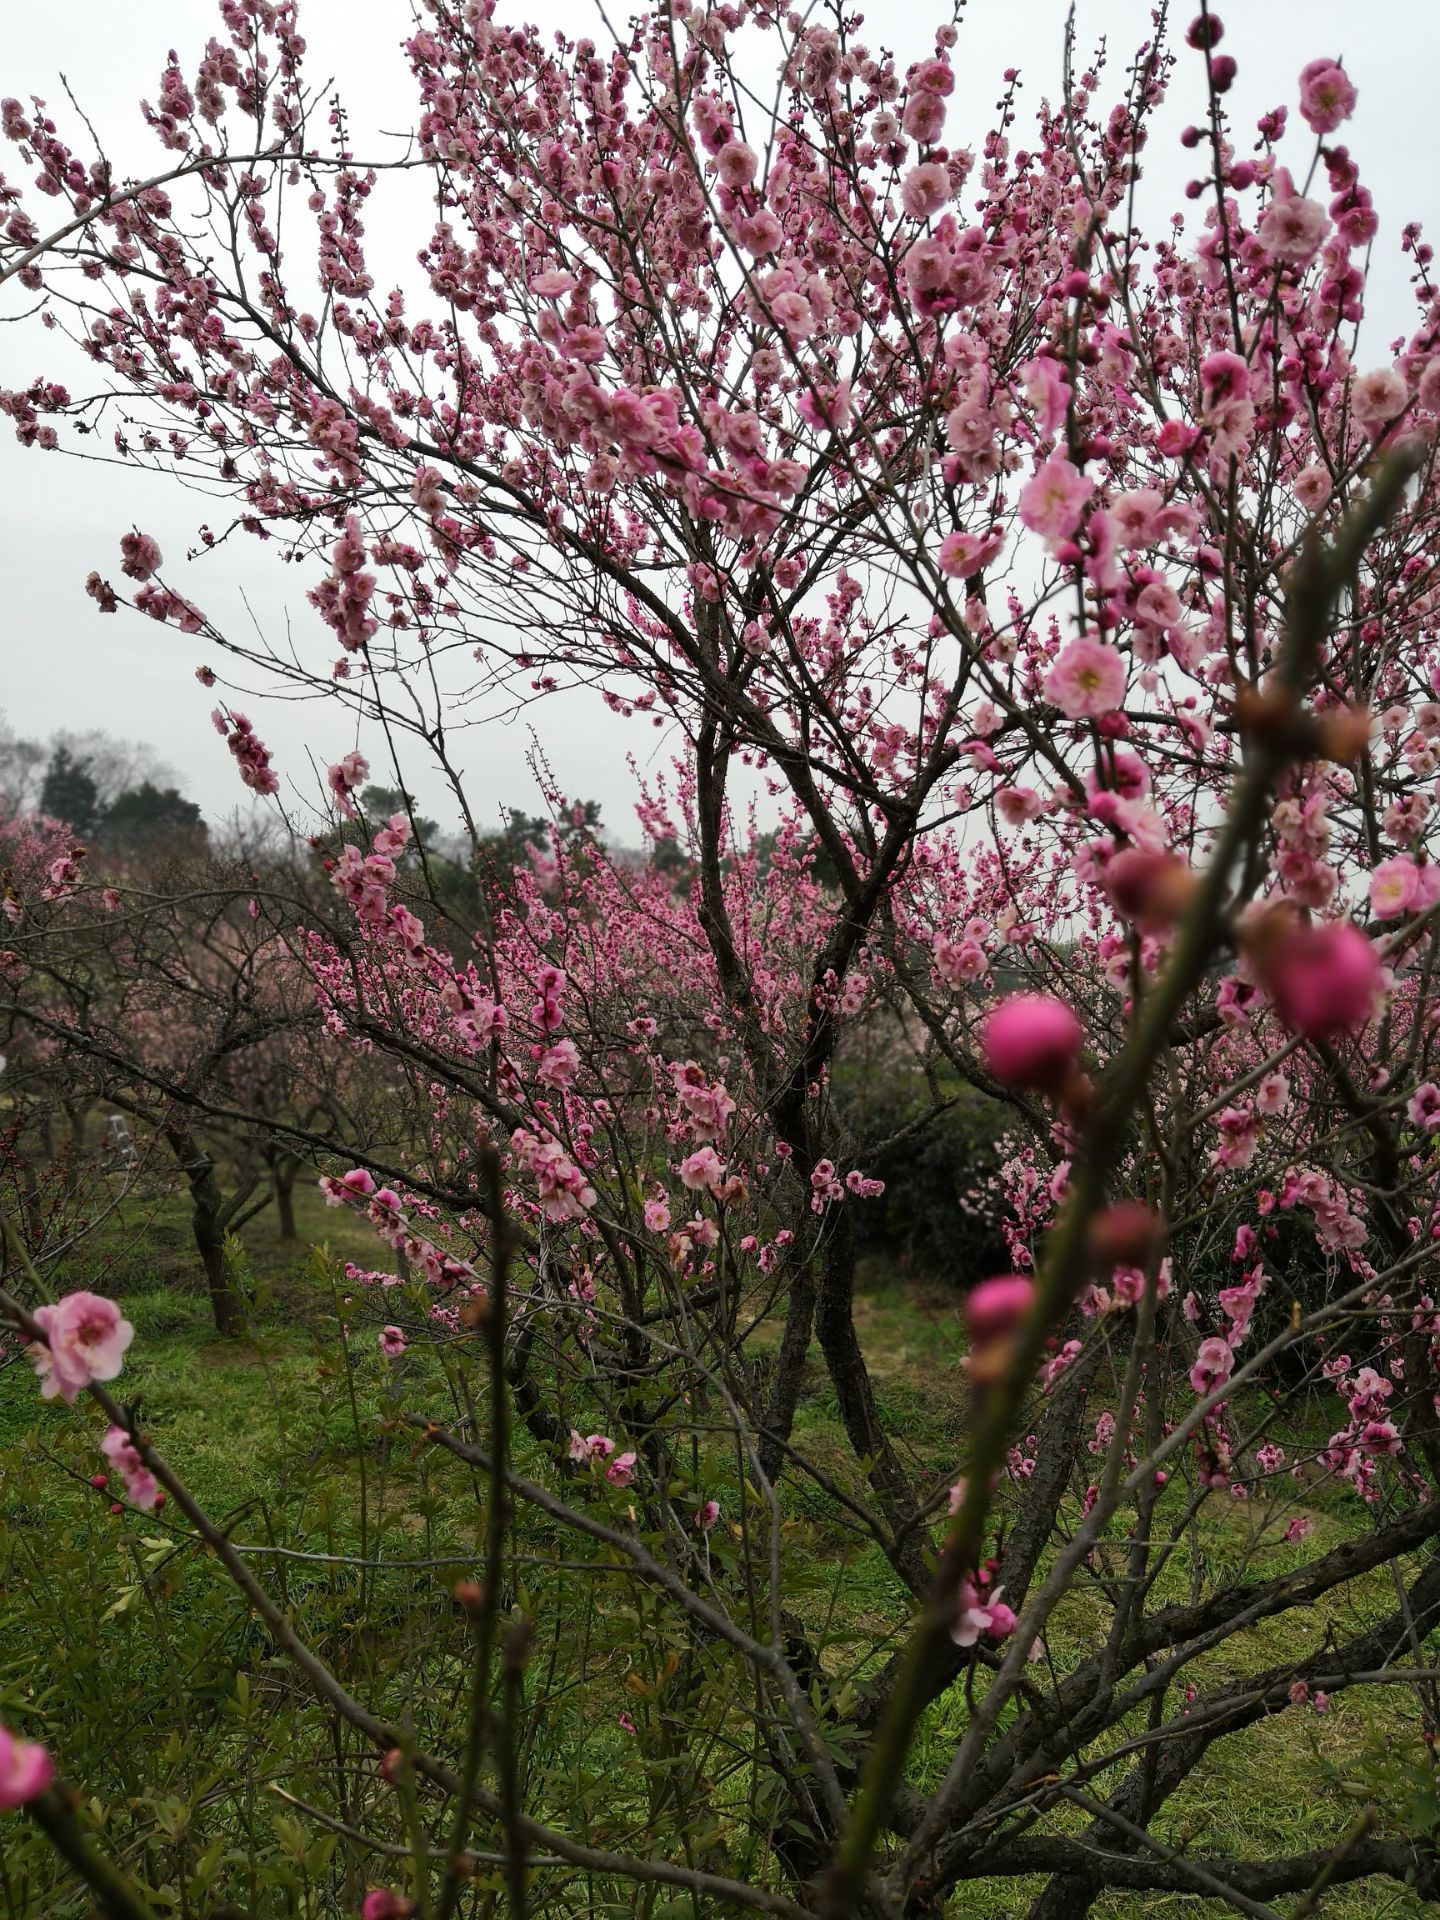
[0,721,205,856]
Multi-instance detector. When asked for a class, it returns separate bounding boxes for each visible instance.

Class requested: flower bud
[1104,848,1198,931]
[1088,1203,1167,1269]
[981,994,1082,1092]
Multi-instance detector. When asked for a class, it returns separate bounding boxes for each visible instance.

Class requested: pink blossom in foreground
[29,1291,134,1403]
[100,1427,160,1511]
[1045,637,1126,719]
[605,1450,638,1487]
[693,1498,720,1532]
[981,994,1082,1091]
[0,1726,53,1808]
[378,1326,407,1358]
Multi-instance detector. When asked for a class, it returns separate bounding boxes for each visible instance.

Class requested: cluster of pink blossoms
[100,1426,161,1511]
[211,708,279,797]
[567,1431,636,1486]
[326,750,370,818]
[320,1176,482,1341]
[309,514,378,654]
[118,530,162,580]
[951,1563,1017,1649]
[329,814,414,948]
[1313,1359,1404,1502]
[510,1128,596,1223]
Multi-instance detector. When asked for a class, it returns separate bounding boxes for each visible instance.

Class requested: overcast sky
[3,1,1438,841]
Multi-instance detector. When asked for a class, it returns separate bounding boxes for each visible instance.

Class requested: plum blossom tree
[6,3,1440,1915]
[0,820,359,1331]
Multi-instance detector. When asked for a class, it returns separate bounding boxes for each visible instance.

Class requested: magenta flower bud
[966,1274,1035,1345]
[0,1727,54,1808]
[1261,920,1380,1039]
[981,994,1082,1091]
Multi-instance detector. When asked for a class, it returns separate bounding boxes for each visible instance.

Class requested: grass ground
[1,1191,1436,1917]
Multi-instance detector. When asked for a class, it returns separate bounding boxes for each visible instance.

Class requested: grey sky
[3,0,1437,840]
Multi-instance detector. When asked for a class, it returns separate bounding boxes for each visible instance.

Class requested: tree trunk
[274,1154,299,1242]
[166,1125,247,1336]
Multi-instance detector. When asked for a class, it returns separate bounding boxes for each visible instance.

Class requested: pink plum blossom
[1018,456,1093,543]
[995,786,1042,827]
[1293,465,1331,513]
[1190,1336,1235,1398]
[714,140,758,191]
[1257,189,1328,265]
[900,162,951,220]
[951,1571,1017,1647]
[1350,367,1408,431]
[119,531,163,580]
[29,1291,134,1403]
[1045,638,1126,719]
[679,1147,725,1191]
[937,526,1004,578]
[1298,58,1356,133]
[1369,855,1422,919]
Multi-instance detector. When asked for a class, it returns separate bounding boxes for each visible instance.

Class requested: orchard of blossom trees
[5,1,1440,1914]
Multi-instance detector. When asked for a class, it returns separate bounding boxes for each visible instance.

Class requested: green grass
[2,1200,1437,1917]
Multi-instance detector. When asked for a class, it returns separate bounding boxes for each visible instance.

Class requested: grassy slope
[1,1196,1435,1917]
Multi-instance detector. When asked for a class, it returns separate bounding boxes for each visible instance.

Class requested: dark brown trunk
[812,1208,926,1593]
[166,1125,247,1336]
[274,1155,299,1242]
